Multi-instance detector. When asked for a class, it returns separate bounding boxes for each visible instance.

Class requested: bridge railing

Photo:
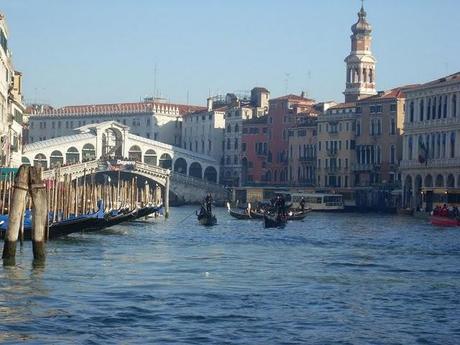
[42,160,100,179]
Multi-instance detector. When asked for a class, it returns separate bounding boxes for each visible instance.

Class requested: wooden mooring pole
[2,165,29,265]
[164,175,170,218]
[29,167,48,262]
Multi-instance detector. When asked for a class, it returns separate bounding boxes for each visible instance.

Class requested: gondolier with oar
[205,193,213,214]
[300,197,306,212]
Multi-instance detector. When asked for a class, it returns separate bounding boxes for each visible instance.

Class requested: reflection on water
[0,207,459,344]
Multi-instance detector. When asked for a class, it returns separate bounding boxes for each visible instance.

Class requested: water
[1,207,459,344]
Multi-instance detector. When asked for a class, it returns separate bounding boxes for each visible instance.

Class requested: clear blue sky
[1,0,459,107]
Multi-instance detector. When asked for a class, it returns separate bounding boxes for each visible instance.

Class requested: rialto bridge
[21,121,228,203]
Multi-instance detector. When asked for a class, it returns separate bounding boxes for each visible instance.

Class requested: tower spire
[343,3,376,102]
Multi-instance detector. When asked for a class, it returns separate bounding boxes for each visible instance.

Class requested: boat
[289,192,344,211]
[198,212,217,226]
[197,206,217,226]
[263,214,287,229]
[250,210,266,219]
[397,208,414,216]
[287,209,312,220]
[430,216,460,227]
[0,203,162,240]
[228,208,253,220]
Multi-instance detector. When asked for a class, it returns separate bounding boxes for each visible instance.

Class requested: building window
[443,95,448,118]
[226,138,231,150]
[451,132,456,158]
[452,94,457,117]
[409,101,414,122]
[227,124,231,133]
[420,99,424,121]
[390,145,396,164]
[356,121,361,136]
[234,138,238,150]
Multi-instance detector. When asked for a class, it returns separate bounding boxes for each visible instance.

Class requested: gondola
[287,209,312,221]
[263,214,287,229]
[249,210,266,219]
[197,206,217,226]
[228,208,253,220]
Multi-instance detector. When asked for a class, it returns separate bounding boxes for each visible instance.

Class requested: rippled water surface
[1,207,460,344]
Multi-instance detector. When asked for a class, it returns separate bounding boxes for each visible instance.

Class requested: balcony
[400,158,460,170]
[352,163,379,172]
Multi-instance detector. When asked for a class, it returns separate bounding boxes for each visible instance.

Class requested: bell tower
[344,3,376,102]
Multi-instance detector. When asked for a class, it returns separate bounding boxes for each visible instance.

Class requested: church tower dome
[344,3,377,102]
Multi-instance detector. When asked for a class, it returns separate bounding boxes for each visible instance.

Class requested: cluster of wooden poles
[0,170,14,216]
[46,169,162,223]
[2,166,163,266]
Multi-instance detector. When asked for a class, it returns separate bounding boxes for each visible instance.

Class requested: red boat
[430,216,460,227]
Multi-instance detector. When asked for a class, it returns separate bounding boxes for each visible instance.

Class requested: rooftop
[27,101,206,117]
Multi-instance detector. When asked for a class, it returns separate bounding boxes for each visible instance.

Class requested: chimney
[300,91,306,98]
[207,97,213,111]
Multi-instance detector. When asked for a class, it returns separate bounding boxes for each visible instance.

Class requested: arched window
[50,150,64,168]
[369,69,374,83]
[409,101,414,122]
[363,68,367,82]
[144,149,157,165]
[227,124,231,133]
[128,145,142,162]
[452,94,457,118]
[234,155,238,164]
[432,97,436,118]
[226,138,231,150]
[419,99,424,121]
[234,138,238,150]
[451,132,456,158]
[66,147,80,164]
[234,124,239,132]
[82,144,96,162]
[33,153,47,169]
[22,157,31,166]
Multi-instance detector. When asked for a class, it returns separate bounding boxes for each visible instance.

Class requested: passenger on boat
[440,204,449,217]
[433,205,441,216]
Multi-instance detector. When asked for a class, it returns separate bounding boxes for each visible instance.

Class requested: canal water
[1,207,459,344]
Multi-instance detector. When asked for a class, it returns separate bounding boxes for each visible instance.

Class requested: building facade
[401,72,460,211]
[181,98,226,171]
[0,13,25,168]
[317,102,357,190]
[222,87,270,186]
[27,99,204,147]
[241,116,269,185]
[288,114,317,187]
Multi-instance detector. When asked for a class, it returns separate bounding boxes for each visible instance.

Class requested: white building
[27,99,205,147]
[181,97,226,168]
[401,72,460,211]
[0,13,25,167]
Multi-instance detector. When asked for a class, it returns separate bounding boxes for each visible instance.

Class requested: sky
[1,0,459,107]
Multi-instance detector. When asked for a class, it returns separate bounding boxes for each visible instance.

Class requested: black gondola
[228,208,253,220]
[197,206,217,226]
[263,214,287,229]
